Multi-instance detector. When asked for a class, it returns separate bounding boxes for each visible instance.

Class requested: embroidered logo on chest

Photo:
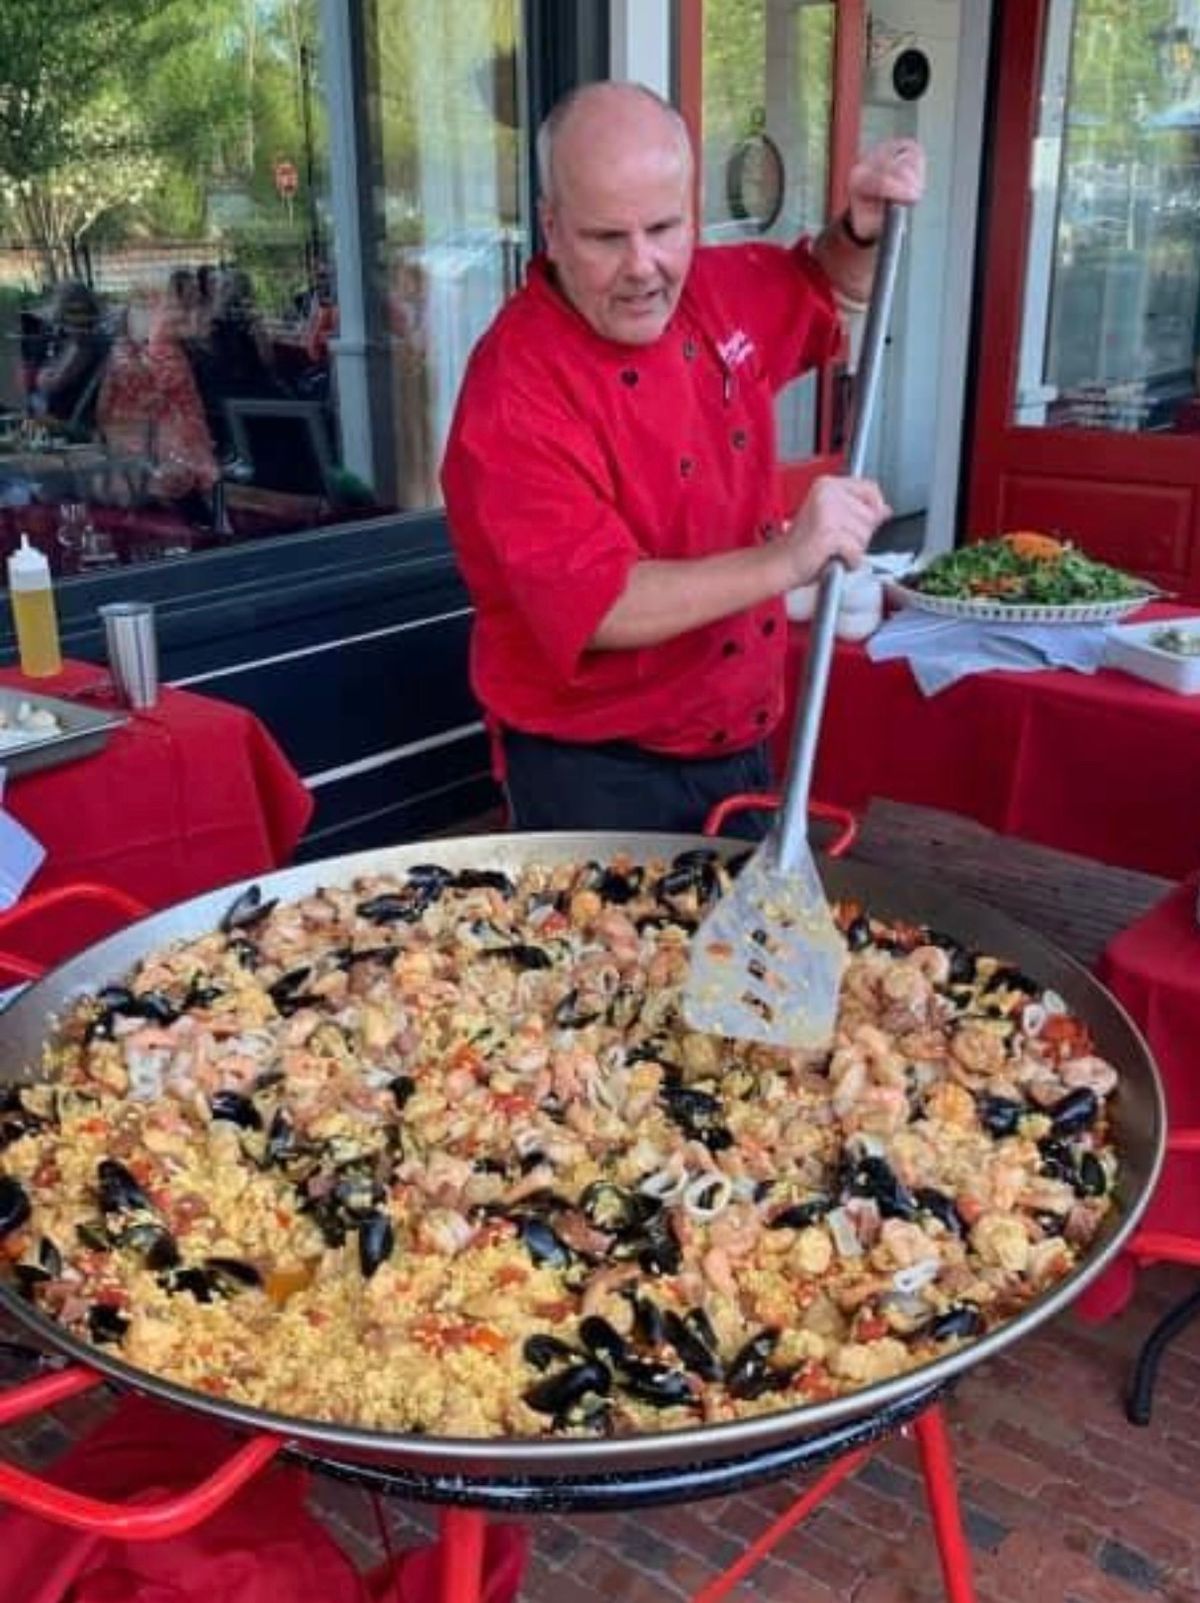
[716,329,756,370]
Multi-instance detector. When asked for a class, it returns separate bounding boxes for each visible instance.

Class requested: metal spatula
[682,202,907,1051]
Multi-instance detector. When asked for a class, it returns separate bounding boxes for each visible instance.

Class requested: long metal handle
[775,203,908,871]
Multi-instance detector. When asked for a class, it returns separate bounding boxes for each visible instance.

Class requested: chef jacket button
[709,729,728,746]
[755,709,769,727]
[683,339,698,361]
[731,428,748,450]
[620,368,639,386]
[761,617,777,637]
[721,640,739,659]
[680,457,695,478]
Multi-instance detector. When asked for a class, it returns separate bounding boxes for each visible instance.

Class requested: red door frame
[966,0,1200,598]
[677,0,866,514]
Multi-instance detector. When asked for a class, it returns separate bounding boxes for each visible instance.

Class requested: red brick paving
[2,1263,1198,1601]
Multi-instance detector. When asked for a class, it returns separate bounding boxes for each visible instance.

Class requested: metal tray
[0,688,126,778]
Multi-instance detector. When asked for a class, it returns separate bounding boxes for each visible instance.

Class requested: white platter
[1104,619,1200,696]
[885,580,1155,627]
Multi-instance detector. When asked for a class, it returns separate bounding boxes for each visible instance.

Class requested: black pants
[502,731,773,840]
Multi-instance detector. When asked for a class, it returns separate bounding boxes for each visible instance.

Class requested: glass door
[968,0,1200,597]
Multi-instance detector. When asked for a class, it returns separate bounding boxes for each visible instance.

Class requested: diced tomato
[491,1093,534,1118]
[1039,1015,1092,1061]
[854,1313,889,1343]
[531,1299,574,1321]
[494,1265,528,1289]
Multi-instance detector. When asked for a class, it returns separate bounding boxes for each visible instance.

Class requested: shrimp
[906,945,952,986]
[948,1023,1008,1084]
[702,1246,739,1299]
[707,1202,761,1259]
[1059,1055,1119,1098]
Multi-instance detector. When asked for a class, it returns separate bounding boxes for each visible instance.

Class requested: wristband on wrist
[840,209,880,249]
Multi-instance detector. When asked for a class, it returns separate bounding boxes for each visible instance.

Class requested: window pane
[0,0,527,582]
[699,0,834,461]
[1018,0,1200,433]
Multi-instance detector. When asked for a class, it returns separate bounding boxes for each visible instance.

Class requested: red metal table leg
[439,1507,488,1603]
[913,1405,977,1603]
[688,1446,871,1603]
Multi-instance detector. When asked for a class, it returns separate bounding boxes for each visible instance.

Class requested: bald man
[442,81,924,835]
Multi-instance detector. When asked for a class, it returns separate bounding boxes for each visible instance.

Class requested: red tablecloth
[0,661,312,965]
[777,605,1200,879]
[1077,874,1200,1318]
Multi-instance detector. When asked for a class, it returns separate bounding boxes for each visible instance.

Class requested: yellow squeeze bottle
[7,535,62,678]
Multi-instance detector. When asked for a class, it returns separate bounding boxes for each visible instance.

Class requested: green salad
[910,535,1150,606]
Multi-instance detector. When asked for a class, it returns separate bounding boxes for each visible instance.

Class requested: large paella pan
[0,833,1165,1484]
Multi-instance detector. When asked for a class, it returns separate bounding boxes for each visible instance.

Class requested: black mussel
[724,849,752,877]
[845,914,872,951]
[0,1174,31,1239]
[389,1075,416,1109]
[97,1159,151,1215]
[88,1304,130,1344]
[840,1155,918,1220]
[656,854,720,904]
[660,1086,724,1141]
[94,984,136,1014]
[519,1216,574,1269]
[210,1090,263,1131]
[1038,1137,1077,1185]
[626,1039,669,1067]
[725,1329,782,1398]
[579,1315,628,1368]
[164,1266,216,1302]
[184,977,225,1009]
[553,988,601,1029]
[135,992,179,1026]
[117,1220,179,1271]
[982,966,1038,996]
[1032,1210,1067,1237]
[524,1359,611,1418]
[607,986,643,1030]
[914,1188,967,1238]
[406,864,455,891]
[976,1094,1026,1139]
[579,1181,659,1235]
[618,1358,695,1408]
[925,932,979,986]
[1049,1087,1099,1138]
[76,1218,112,1252]
[452,869,515,895]
[268,967,314,1012]
[474,1155,508,1176]
[205,1257,263,1293]
[627,1293,667,1348]
[0,1088,40,1150]
[220,885,277,934]
[637,1214,682,1277]
[301,1192,348,1248]
[336,1168,383,1217]
[768,1196,831,1229]
[1076,1151,1108,1198]
[331,945,396,970]
[358,1211,395,1278]
[523,1333,576,1371]
[480,944,552,970]
[586,864,644,904]
[13,1265,48,1298]
[634,913,678,933]
[929,1304,983,1342]
[517,1150,546,1175]
[227,935,260,970]
[664,1310,723,1381]
[264,1108,297,1166]
[38,1236,62,1277]
[356,892,427,925]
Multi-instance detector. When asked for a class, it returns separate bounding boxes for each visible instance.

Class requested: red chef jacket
[441,241,841,758]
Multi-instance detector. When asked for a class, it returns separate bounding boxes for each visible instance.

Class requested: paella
[0,851,1119,1438]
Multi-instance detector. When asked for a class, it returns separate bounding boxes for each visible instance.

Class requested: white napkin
[866,609,1111,695]
[0,769,45,909]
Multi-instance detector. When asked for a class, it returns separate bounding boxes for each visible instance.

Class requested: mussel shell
[356,892,427,925]
[627,1293,666,1348]
[928,1304,983,1342]
[479,944,552,970]
[451,869,515,895]
[725,1328,782,1397]
[636,1214,682,1276]
[523,1333,576,1372]
[768,1196,831,1229]
[389,1075,416,1109]
[663,1309,723,1381]
[518,1216,574,1269]
[1076,1151,1108,1198]
[844,914,873,951]
[204,1256,263,1292]
[88,1304,130,1344]
[220,885,278,933]
[164,1266,217,1302]
[553,988,602,1029]
[406,864,454,891]
[96,1159,152,1215]
[117,1220,180,1271]
[358,1211,395,1278]
[268,967,314,1011]
[913,1188,967,1238]
[617,1358,695,1408]
[982,966,1039,996]
[976,1094,1026,1139]
[579,1315,629,1368]
[579,1181,659,1235]
[0,1175,31,1239]
[524,1359,611,1417]
[210,1090,263,1130]
[1049,1087,1099,1138]
[840,1155,918,1220]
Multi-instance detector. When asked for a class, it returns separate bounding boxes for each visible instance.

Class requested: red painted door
[968,0,1200,599]
[678,0,867,514]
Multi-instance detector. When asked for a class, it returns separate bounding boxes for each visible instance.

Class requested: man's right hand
[779,474,890,588]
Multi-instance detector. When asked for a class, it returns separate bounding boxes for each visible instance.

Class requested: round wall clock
[725,128,785,232]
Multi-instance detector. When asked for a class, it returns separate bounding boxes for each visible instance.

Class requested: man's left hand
[846,140,926,243]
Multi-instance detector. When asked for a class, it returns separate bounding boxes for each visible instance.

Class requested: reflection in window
[1021,0,1200,433]
[0,0,528,581]
[699,0,834,461]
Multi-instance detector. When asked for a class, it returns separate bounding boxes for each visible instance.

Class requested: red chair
[0,882,149,987]
[1124,1131,1200,1424]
